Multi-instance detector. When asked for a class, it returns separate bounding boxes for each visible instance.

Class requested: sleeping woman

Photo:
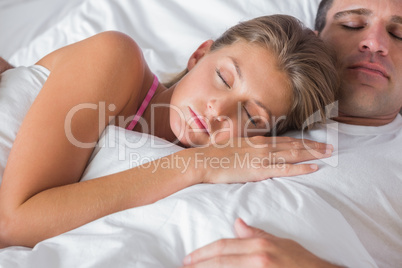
[0,15,338,248]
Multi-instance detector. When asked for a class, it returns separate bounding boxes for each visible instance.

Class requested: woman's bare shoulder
[37,31,145,73]
[36,31,148,114]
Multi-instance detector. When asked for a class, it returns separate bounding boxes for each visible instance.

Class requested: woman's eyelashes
[216,69,231,89]
[215,69,257,127]
[243,105,257,127]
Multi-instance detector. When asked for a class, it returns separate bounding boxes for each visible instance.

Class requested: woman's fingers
[268,163,319,177]
[200,136,333,183]
[241,163,317,182]
[264,146,333,164]
[259,137,334,163]
[248,136,332,153]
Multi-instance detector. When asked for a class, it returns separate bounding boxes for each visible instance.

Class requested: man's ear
[313,30,319,36]
[187,40,214,71]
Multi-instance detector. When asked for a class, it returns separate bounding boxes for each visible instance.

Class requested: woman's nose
[206,99,237,136]
[207,98,237,120]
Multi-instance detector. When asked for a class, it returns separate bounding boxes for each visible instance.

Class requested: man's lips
[348,63,389,79]
[189,108,209,134]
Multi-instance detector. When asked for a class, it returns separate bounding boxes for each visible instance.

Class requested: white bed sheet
[5,0,322,82]
[0,0,82,59]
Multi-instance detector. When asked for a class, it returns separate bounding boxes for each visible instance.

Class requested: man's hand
[0,57,14,74]
[182,218,344,268]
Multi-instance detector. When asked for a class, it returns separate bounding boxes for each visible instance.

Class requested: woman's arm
[0,31,185,247]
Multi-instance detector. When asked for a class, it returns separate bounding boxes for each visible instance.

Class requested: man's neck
[333,112,398,126]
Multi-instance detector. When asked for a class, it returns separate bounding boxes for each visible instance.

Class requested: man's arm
[182,218,345,268]
[0,57,14,74]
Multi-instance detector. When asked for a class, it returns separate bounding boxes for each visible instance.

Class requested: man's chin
[339,86,381,114]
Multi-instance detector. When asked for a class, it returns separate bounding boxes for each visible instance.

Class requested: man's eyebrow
[333,9,402,25]
[333,8,373,20]
[391,15,402,25]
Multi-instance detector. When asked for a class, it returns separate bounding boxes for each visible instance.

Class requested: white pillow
[81,126,183,182]
[9,0,321,82]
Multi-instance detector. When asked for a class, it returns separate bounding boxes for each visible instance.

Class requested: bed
[0,0,398,267]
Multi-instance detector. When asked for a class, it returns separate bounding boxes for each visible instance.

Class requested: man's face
[319,0,402,120]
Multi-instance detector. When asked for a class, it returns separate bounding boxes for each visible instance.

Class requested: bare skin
[0,57,13,74]
[181,219,344,268]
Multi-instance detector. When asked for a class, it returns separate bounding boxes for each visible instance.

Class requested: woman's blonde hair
[165,15,339,135]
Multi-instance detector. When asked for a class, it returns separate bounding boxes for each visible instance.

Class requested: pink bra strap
[126,75,159,130]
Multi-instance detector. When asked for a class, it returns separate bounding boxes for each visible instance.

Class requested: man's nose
[358,25,389,56]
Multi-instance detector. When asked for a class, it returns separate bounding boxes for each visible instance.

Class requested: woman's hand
[181,218,344,268]
[187,136,333,184]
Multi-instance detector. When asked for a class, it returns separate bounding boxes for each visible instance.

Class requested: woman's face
[169,41,293,147]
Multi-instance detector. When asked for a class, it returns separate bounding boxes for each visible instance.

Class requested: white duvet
[0,125,377,268]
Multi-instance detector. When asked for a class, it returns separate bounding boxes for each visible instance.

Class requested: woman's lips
[189,107,209,134]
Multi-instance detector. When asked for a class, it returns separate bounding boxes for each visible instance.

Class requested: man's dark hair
[314,0,334,32]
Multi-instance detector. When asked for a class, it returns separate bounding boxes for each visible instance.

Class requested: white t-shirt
[285,116,402,268]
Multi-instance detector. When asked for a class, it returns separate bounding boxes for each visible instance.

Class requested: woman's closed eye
[243,105,257,127]
[216,69,231,89]
[215,68,259,128]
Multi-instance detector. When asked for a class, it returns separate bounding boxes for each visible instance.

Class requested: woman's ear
[187,40,214,71]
